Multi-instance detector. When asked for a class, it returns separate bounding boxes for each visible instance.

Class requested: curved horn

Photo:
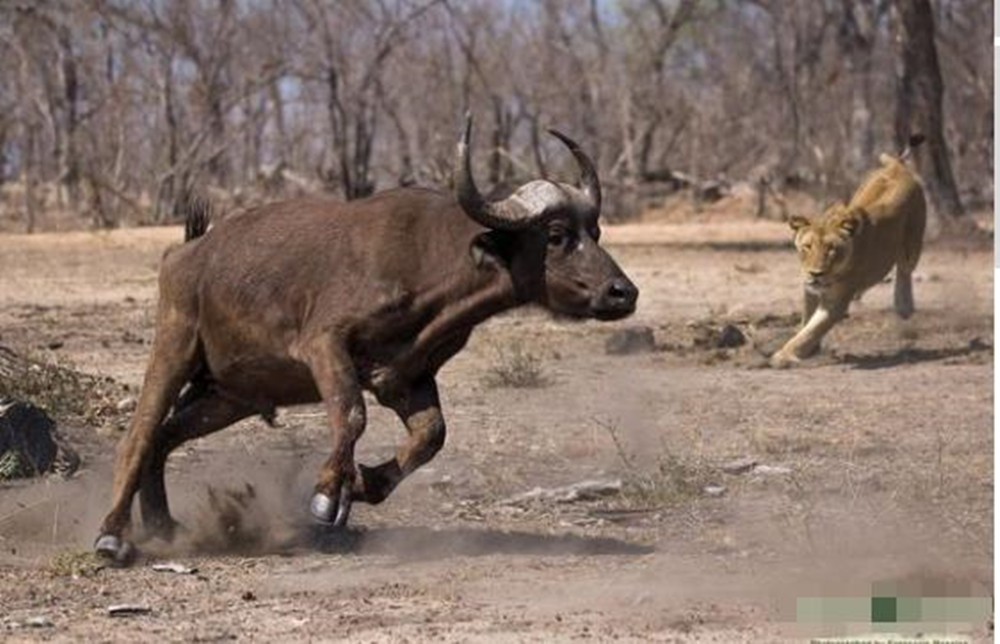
[546,128,601,213]
[454,113,553,231]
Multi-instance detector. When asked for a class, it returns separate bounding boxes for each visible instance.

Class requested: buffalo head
[455,115,638,321]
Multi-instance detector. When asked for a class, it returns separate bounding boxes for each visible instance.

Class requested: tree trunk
[488,96,513,186]
[155,52,181,223]
[22,124,40,234]
[55,22,81,211]
[268,75,289,167]
[891,0,964,231]
[840,0,879,183]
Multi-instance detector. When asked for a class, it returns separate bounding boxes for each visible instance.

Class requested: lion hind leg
[894,268,915,319]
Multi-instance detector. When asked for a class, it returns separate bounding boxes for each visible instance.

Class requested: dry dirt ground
[0,218,992,642]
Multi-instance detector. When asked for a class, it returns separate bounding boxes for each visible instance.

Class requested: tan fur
[771,152,926,367]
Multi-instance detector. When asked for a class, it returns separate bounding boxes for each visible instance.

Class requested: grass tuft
[0,346,128,427]
[0,450,20,480]
[598,419,714,507]
[49,550,104,578]
[482,342,548,389]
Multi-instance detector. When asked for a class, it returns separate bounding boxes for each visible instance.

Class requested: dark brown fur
[96,169,637,560]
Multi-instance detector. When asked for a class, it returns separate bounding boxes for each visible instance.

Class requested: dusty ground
[0,218,992,642]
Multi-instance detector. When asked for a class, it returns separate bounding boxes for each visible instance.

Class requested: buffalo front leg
[305,340,366,528]
[139,392,254,542]
[355,376,445,505]
[95,309,198,563]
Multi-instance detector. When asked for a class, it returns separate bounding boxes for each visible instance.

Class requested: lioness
[770,139,926,368]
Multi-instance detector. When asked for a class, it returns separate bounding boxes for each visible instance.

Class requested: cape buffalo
[95,115,638,563]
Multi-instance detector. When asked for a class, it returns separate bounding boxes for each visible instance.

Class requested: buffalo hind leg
[306,339,367,528]
[356,376,445,505]
[95,310,198,563]
[139,392,255,542]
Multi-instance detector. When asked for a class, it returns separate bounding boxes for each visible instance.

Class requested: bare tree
[0,0,989,233]
[891,0,964,230]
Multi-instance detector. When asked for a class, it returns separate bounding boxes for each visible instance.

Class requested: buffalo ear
[470,231,513,269]
[788,215,810,232]
[838,207,868,237]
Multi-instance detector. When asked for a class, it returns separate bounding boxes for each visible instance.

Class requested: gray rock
[702,484,726,497]
[0,400,58,477]
[107,604,152,617]
[501,479,623,505]
[24,616,54,628]
[721,457,757,475]
[753,465,792,476]
[151,562,198,575]
[717,324,747,348]
[115,396,138,413]
[691,322,746,349]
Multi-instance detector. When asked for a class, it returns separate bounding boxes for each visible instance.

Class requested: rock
[969,337,992,351]
[241,591,256,602]
[107,604,152,617]
[24,616,54,628]
[702,484,726,497]
[501,479,623,505]
[690,322,746,349]
[717,324,746,348]
[605,326,656,355]
[753,465,791,476]
[721,457,757,475]
[151,562,198,575]
[115,396,137,413]
[0,400,58,477]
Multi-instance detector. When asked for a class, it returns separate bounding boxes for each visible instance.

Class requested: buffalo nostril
[606,279,638,305]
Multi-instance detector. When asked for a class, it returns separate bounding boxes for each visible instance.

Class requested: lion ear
[838,208,868,237]
[788,215,810,232]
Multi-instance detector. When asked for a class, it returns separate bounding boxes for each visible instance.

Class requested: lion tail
[898,134,926,162]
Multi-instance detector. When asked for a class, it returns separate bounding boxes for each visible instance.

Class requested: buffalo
[95,115,638,563]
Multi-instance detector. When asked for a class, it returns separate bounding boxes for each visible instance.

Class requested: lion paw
[768,352,800,369]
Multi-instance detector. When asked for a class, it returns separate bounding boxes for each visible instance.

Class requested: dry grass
[0,450,20,481]
[0,346,128,427]
[482,342,548,389]
[48,550,104,578]
[598,419,715,508]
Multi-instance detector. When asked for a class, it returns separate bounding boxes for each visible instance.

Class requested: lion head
[788,203,868,293]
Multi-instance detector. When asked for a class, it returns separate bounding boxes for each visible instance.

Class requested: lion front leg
[771,299,847,368]
[802,288,819,325]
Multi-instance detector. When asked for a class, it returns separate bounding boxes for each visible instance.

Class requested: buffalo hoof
[309,486,353,528]
[94,534,136,567]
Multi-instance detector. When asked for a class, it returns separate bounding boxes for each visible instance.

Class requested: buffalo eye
[548,227,570,248]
